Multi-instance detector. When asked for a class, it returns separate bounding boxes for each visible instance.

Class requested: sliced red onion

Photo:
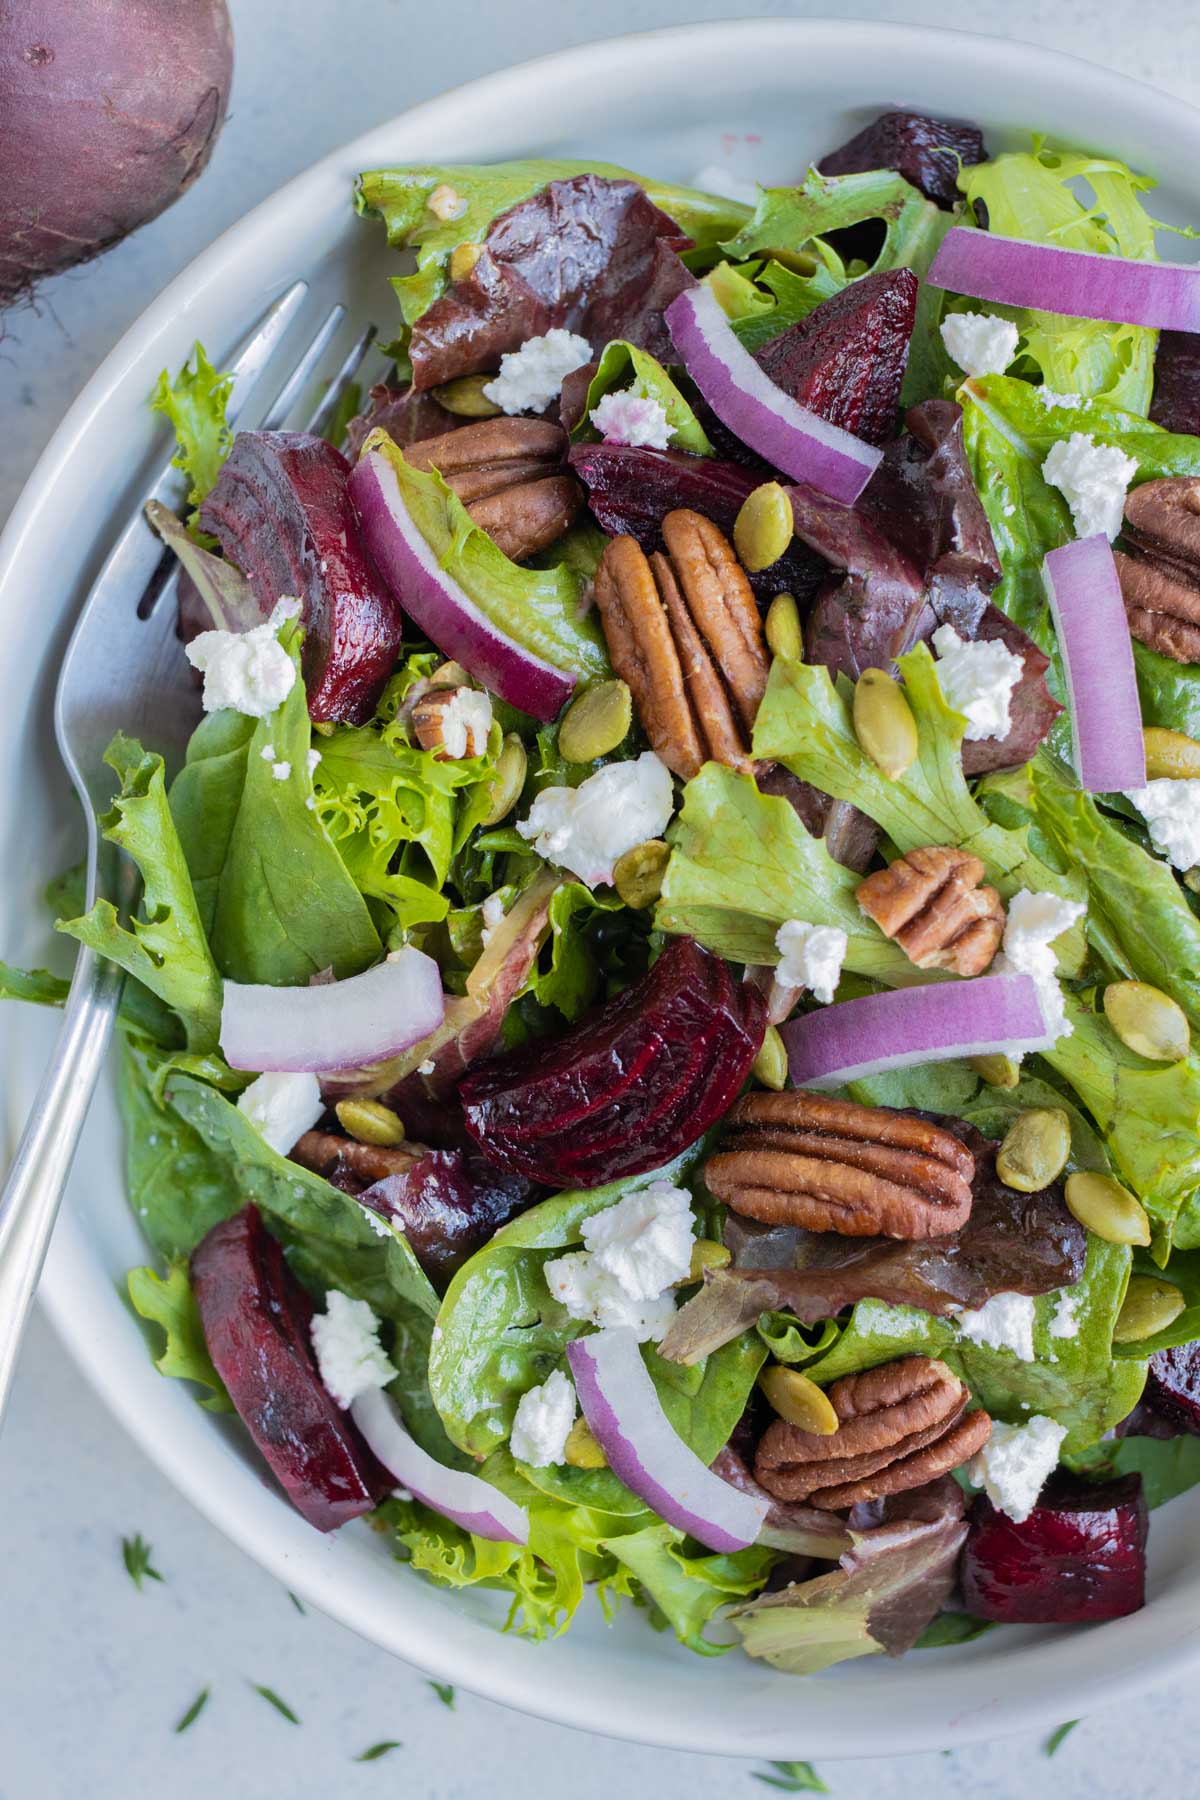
[929,227,1200,331]
[351,1388,529,1545]
[221,948,444,1073]
[349,448,575,721]
[780,973,1054,1089]
[566,1328,769,1553]
[1043,536,1146,793]
[665,286,882,503]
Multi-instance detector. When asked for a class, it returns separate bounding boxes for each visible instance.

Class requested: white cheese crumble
[939,310,1019,378]
[260,743,276,761]
[509,1369,577,1467]
[952,1291,1037,1361]
[1039,388,1084,410]
[544,1251,678,1341]
[589,389,673,451]
[1049,1289,1082,1340]
[690,163,761,207]
[517,751,674,887]
[186,596,301,718]
[427,182,467,222]
[968,1414,1067,1522]
[990,887,1086,1043]
[310,1291,397,1409]
[483,329,593,415]
[307,748,322,774]
[271,760,291,781]
[236,1069,323,1155]
[1041,432,1138,541]
[774,919,848,1005]
[1125,779,1200,871]
[581,1182,694,1300]
[438,687,493,758]
[931,624,1024,742]
[480,891,507,947]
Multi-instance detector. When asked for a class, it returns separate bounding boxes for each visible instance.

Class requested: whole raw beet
[818,111,986,209]
[190,1206,389,1532]
[199,432,404,724]
[459,936,766,1189]
[0,0,232,304]
[753,270,919,447]
[961,1472,1147,1624]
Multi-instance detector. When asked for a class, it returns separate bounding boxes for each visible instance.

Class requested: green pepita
[759,1366,839,1435]
[478,732,527,827]
[448,241,482,283]
[1103,980,1191,1063]
[612,838,670,910]
[995,1108,1072,1193]
[558,679,632,763]
[765,592,804,662]
[1112,1274,1187,1344]
[853,668,919,781]
[1143,726,1200,781]
[968,1053,1022,1090]
[733,482,794,573]
[1064,1171,1152,1246]
[430,370,500,417]
[563,1418,607,1470]
[685,1239,732,1283]
[334,1099,406,1147]
[751,1024,789,1092]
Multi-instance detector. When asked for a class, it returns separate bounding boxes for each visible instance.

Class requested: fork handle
[0,940,126,1430]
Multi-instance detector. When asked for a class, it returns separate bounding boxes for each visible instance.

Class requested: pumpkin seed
[685,1239,732,1283]
[1143,726,1200,781]
[612,838,670,910]
[334,1099,406,1147]
[478,733,527,827]
[558,679,632,763]
[759,1366,839,1435]
[734,482,794,573]
[968,1053,1022,1090]
[853,668,919,781]
[1103,980,1191,1063]
[752,1024,789,1091]
[765,592,804,662]
[432,369,499,417]
[996,1108,1071,1192]
[1112,1274,1187,1344]
[1064,1171,1152,1246]
[448,241,482,283]
[563,1417,607,1470]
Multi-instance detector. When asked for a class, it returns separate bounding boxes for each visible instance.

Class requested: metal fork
[0,289,378,1428]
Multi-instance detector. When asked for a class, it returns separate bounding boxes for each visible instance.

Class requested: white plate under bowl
[4,17,1200,1761]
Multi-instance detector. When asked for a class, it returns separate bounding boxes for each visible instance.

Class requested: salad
[12,106,1200,1677]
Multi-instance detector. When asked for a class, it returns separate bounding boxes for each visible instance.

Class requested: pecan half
[1115,476,1200,663]
[411,684,491,759]
[291,1130,420,1187]
[856,846,1004,976]
[405,417,581,561]
[593,508,769,778]
[754,1355,992,1508]
[705,1091,975,1237]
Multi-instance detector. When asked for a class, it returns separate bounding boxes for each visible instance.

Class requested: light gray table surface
[2,2,1199,1795]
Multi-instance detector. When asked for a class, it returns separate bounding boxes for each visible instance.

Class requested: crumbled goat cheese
[953,1291,1037,1361]
[775,919,848,1005]
[311,1291,396,1409]
[1039,388,1084,409]
[483,329,593,415]
[307,748,322,774]
[543,1251,678,1342]
[509,1370,577,1467]
[1125,779,1200,871]
[260,743,276,761]
[416,1058,436,1076]
[931,624,1024,742]
[581,1182,694,1301]
[1049,1290,1082,1340]
[305,796,316,811]
[990,887,1086,1044]
[517,752,674,886]
[237,1069,323,1155]
[271,760,291,781]
[360,1206,394,1240]
[939,310,1019,378]
[480,891,507,947]
[968,1415,1067,1522]
[1041,432,1138,541]
[589,390,673,451]
[690,163,761,206]
[186,597,301,718]
[438,687,493,758]
[427,182,467,222]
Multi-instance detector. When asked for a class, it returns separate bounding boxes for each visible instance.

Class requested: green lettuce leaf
[126,1260,232,1411]
[58,735,222,1051]
[573,341,712,454]
[169,633,380,986]
[599,1524,774,1656]
[149,342,233,517]
[721,255,846,354]
[1068,1434,1200,1508]
[364,433,609,687]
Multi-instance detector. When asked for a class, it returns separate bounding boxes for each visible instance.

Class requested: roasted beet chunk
[961,1472,1147,1624]
[190,1206,389,1531]
[409,176,692,390]
[818,111,986,209]
[459,936,766,1188]
[199,432,404,724]
[1150,332,1200,436]
[754,270,918,447]
[1144,1341,1200,1433]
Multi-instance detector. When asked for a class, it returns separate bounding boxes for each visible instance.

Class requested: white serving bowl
[3,18,1200,1761]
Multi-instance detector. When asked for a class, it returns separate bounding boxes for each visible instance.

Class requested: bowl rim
[9,14,1200,1759]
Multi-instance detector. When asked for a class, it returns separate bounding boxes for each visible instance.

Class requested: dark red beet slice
[818,111,987,209]
[1150,332,1200,435]
[190,1206,390,1531]
[961,1472,1147,1624]
[357,1150,536,1289]
[753,270,918,448]
[1144,1341,1200,1434]
[459,937,765,1188]
[198,431,404,724]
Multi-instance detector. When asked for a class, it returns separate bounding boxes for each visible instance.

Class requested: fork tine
[257,303,347,431]
[303,322,378,439]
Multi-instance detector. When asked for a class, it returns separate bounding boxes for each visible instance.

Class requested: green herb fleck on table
[287,1591,306,1615]
[354,1741,403,1762]
[174,1688,210,1734]
[429,1680,456,1710]
[250,1684,301,1724]
[752,1762,829,1793]
[121,1533,164,1591]
[1045,1720,1080,1757]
